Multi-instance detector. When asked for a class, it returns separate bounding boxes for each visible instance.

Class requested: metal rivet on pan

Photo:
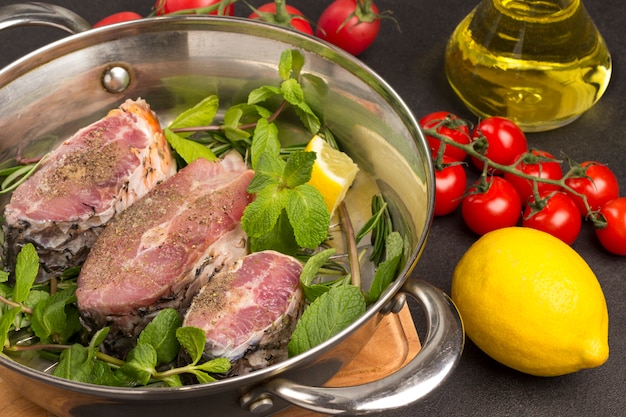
[102,65,131,93]
[246,396,274,414]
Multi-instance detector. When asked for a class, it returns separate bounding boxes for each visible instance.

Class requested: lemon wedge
[305,135,359,216]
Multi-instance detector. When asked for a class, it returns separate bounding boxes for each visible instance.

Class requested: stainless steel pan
[0,3,464,416]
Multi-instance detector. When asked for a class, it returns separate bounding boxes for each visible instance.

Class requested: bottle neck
[493,0,579,19]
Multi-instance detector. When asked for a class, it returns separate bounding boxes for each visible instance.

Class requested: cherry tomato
[316,0,381,56]
[503,149,562,206]
[154,0,235,15]
[248,3,313,35]
[462,176,522,235]
[522,191,581,245]
[420,111,471,162]
[564,161,619,217]
[470,116,528,173]
[595,198,626,255]
[93,11,143,28]
[434,156,467,216]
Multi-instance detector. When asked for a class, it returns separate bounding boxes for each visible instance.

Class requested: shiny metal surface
[241,279,464,415]
[0,3,463,416]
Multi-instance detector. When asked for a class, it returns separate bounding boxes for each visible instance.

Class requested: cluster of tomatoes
[420,111,626,256]
[93,0,385,56]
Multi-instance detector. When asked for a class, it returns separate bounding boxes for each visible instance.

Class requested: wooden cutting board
[0,305,420,417]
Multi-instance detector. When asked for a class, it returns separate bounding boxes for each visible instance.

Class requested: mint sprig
[54,308,230,387]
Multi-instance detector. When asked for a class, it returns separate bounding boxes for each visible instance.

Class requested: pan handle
[0,2,90,34]
[240,278,465,415]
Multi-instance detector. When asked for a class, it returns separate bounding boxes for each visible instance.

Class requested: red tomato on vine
[564,161,619,217]
[462,176,522,235]
[503,149,563,206]
[248,2,313,35]
[470,116,528,173]
[594,198,626,256]
[420,111,471,162]
[93,12,143,27]
[316,0,381,56]
[522,191,581,245]
[154,0,235,16]
[434,156,467,216]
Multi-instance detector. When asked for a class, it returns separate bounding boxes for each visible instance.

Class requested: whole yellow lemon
[451,227,609,377]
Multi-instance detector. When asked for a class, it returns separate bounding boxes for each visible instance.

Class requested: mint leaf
[191,369,218,384]
[242,185,290,238]
[117,343,158,386]
[168,95,218,131]
[176,326,206,365]
[14,243,39,303]
[288,285,366,356]
[366,232,404,303]
[249,211,299,255]
[300,248,338,302]
[137,308,182,364]
[164,128,217,165]
[195,357,231,374]
[280,78,305,106]
[286,184,329,249]
[0,307,20,348]
[250,119,280,170]
[0,270,8,283]
[247,85,281,105]
[223,106,252,143]
[300,248,335,287]
[278,49,304,80]
[30,286,77,343]
[283,151,315,188]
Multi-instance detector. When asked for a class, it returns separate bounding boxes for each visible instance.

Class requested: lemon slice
[305,135,359,216]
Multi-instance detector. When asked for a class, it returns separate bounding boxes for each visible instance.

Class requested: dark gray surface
[0,1,623,416]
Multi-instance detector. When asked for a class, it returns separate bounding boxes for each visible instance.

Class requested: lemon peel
[305,135,359,216]
[451,227,609,377]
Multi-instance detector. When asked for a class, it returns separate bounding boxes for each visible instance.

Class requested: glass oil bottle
[444,0,611,132]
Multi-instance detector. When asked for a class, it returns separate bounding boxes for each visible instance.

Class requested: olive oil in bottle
[445,0,611,132]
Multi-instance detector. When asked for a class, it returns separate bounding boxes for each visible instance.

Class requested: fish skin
[3,98,176,282]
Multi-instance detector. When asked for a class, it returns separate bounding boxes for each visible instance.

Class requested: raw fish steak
[183,250,303,376]
[3,98,176,282]
[76,152,254,354]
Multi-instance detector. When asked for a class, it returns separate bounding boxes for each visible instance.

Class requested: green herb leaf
[242,185,290,238]
[286,184,330,249]
[0,307,20,348]
[283,151,315,188]
[366,232,404,303]
[195,357,231,374]
[176,326,207,366]
[0,270,9,283]
[248,211,299,255]
[223,106,252,143]
[168,95,219,130]
[300,248,336,302]
[288,285,366,357]
[248,85,281,105]
[137,308,182,364]
[250,119,280,170]
[278,49,304,81]
[30,286,77,343]
[191,369,218,384]
[164,128,217,165]
[117,343,158,386]
[280,78,304,106]
[300,249,336,286]
[13,243,39,303]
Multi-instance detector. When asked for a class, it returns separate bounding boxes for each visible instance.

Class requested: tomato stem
[424,125,597,219]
